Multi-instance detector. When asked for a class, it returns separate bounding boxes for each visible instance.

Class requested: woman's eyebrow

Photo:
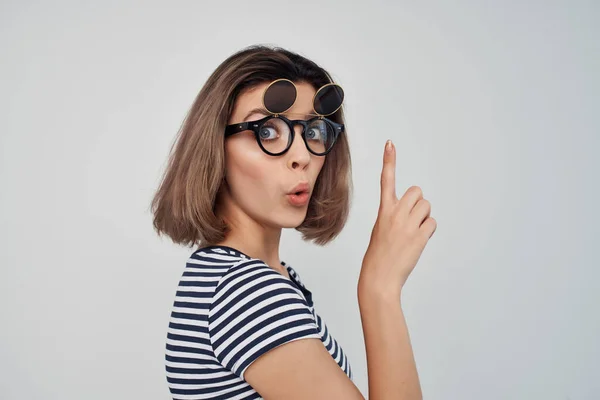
[243,107,318,121]
[243,107,270,121]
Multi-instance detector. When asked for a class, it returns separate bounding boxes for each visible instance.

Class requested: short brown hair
[150,44,353,248]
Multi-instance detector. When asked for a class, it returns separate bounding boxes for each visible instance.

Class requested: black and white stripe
[165,246,353,399]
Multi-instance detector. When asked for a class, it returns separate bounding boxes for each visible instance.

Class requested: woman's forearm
[358,285,422,400]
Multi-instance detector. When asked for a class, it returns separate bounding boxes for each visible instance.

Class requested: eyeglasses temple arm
[225,121,250,136]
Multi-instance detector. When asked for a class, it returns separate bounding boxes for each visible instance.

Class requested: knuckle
[423,217,436,234]
[427,218,437,238]
[408,185,422,196]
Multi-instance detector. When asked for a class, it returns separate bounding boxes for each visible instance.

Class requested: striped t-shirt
[165,245,354,399]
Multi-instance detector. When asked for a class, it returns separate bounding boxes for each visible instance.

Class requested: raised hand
[359,140,437,301]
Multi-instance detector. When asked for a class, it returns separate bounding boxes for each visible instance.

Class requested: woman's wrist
[357,278,402,310]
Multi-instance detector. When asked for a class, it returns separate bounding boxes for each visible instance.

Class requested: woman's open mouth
[287,191,309,206]
[287,182,310,206]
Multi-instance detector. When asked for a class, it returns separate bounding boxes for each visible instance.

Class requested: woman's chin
[274,211,308,229]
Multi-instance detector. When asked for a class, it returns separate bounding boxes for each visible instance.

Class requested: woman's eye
[259,126,278,140]
[306,127,326,141]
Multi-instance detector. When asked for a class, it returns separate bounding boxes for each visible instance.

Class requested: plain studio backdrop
[1,1,598,399]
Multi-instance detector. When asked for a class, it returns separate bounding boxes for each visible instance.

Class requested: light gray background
[1,1,598,399]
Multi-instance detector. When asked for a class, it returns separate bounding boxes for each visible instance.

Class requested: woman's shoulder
[189,245,250,262]
[186,245,310,296]
[178,246,252,290]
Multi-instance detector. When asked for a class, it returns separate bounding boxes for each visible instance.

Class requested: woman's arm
[242,285,421,400]
[244,337,365,399]
[242,284,421,400]
[356,139,435,399]
[358,283,422,400]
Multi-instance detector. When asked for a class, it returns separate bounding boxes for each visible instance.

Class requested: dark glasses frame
[224,114,345,156]
[262,78,345,117]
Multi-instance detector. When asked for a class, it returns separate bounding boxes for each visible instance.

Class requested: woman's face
[221,81,326,229]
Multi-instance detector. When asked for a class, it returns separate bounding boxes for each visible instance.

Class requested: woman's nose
[287,125,311,169]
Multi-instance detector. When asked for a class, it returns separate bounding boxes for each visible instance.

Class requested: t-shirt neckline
[197,245,311,297]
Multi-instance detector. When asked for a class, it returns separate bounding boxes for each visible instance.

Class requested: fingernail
[386,140,393,153]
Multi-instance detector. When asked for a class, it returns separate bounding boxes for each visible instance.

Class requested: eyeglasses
[224,114,344,156]
[224,78,345,156]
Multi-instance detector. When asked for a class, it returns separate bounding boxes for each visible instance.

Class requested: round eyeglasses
[224,114,344,156]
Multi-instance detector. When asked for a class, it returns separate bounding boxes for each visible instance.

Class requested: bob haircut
[151,44,353,248]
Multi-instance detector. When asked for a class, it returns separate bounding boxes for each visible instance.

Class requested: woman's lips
[287,192,309,206]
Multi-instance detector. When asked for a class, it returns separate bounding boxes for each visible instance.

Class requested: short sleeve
[208,259,321,380]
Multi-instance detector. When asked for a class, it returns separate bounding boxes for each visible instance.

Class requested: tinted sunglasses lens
[313,84,344,116]
[305,120,337,154]
[258,117,291,154]
[263,80,296,114]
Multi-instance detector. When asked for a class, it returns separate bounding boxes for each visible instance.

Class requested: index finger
[380,139,397,207]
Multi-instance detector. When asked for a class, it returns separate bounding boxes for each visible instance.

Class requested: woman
[152,44,436,399]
